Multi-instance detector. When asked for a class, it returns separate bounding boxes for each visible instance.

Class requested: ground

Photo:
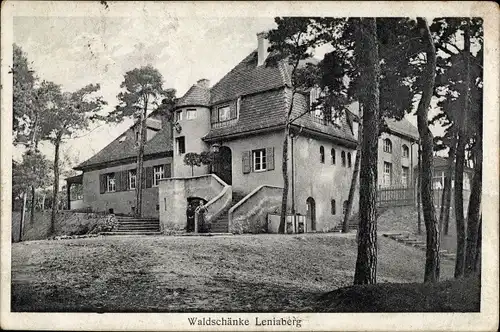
[11,233,458,312]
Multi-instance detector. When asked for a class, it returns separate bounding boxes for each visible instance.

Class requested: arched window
[383,138,392,153]
[341,151,346,167]
[347,152,352,168]
[331,148,336,164]
[402,144,409,158]
[320,146,325,163]
[331,199,336,215]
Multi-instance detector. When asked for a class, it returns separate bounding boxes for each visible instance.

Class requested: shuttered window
[129,169,137,190]
[153,165,164,187]
[106,173,116,192]
[253,149,267,172]
[243,147,274,173]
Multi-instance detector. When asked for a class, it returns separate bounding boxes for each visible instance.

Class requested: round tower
[172,79,212,178]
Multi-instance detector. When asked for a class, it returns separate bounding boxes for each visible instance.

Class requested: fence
[377,186,415,208]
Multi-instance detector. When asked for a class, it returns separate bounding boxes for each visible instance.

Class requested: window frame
[175,110,183,122]
[186,108,197,120]
[129,169,137,190]
[402,144,410,158]
[401,166,409,187]
[153,165,164,187]
[217,105,231,122]
[176,136,186,155]
[331,148,336,165]
[252,149,267,172]
[383,161,392,186]
[106,173,116,193]
[341,151,346,167]
[383,138,393,153]
[347,152,352,168]
[331,199,336,215]
[320,146,325,164]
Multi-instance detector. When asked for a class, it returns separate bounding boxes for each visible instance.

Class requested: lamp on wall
[210,143,221,154]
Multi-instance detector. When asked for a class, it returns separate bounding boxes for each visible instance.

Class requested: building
[74,31,421,233]
[73,112,173,218]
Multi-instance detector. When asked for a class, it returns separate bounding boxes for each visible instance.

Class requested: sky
[13,15,279,165]
[13,14,440,169]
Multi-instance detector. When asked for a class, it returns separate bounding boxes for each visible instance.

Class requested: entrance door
[212,146,232,185]
[306,197,316,231]
[186,197,206,232]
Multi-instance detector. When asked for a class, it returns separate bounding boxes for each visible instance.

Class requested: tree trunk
[440,129,458,236]
[29,185,36,224]
[135,100,148,217]
[354,18,379,285]
[474,216,481,273]
[342,108,363,233]
[465,136,482,275]
[279,127,290,234]
[50,136,62,235]
[417,143,422,235]
[19,191,27,241]
[454,21,471,279]
[416,17,440,283]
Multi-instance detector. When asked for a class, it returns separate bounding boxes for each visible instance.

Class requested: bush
[88,215,118,234]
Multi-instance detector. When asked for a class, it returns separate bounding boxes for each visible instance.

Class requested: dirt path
[11,233,455,312]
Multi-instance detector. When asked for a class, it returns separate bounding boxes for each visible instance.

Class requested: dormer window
[217,105,231,122]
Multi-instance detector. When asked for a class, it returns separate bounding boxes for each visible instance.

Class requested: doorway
[212,146,232,185]
[186,197,207,232]
[306,197,316,232]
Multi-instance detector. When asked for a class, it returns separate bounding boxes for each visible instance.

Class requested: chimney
[257,31,269,66]
[197,78,210,89]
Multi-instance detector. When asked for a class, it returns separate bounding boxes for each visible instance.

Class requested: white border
[1,1,498,331]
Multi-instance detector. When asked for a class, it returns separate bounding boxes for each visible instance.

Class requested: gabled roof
[75,120,172,171]
[210,50,290,105]
[176,84,210,108]
[385,118,419,141]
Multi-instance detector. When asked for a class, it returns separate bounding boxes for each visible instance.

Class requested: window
[217,105,231,122]
[253,149,267,172]
[175,110,183,122]
[433,171,444,189]
[107,173,116,192]
[383,138,392,153]
[320,146,325,163]
[314,108,324,119]
[176,136,186,155]
[347,152,352,168]
[153,165,164,187]
[186,109,197,120]
[383,162,392,186]
[343,200,348,215]
[331,148,336,164]
[129,169,137,190]
[402,166,409,187]
[135,131,140,143]
[341,151,346,167]
[331,199,336,215]
[402,144,410,158]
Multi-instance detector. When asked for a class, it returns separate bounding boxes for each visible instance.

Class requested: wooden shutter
[125,170,131,190]
[145,166,153,188]
[211,108,217,124]
[242,151,251,174]
[99,174,106,194]
[266,147,274,171]
[164,164,172,178]
[121,171,128,191]
[230,101,237,119]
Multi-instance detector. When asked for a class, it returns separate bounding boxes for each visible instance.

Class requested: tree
[43,83,106,234]
[12,151,51,240]
[415,18,440,283]
[108,65,172,217]
[353,18,380,285]
[183,152,202,176]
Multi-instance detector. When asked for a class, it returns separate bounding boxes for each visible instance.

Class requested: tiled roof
[75,121,172,170]
[385,118,419,141]
[203,88,288,140]
[210,50,289,104]
[176,84,210,108]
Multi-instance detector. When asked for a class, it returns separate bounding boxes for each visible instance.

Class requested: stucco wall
[82,157,172,218]
[377,133,418,188]
[172,106,211,178]
[293,135,356,232]
[222,131,285,195]
[158,174,226,231]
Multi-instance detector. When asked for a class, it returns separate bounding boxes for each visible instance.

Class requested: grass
[11,233,461,312]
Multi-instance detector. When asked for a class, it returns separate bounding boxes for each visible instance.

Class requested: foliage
[183,153,202,168]
[12,151,52,200]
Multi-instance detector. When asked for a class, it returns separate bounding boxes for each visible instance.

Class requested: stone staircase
[332,208,389,232]
[209,192,246,233]
[102,216,161,236]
